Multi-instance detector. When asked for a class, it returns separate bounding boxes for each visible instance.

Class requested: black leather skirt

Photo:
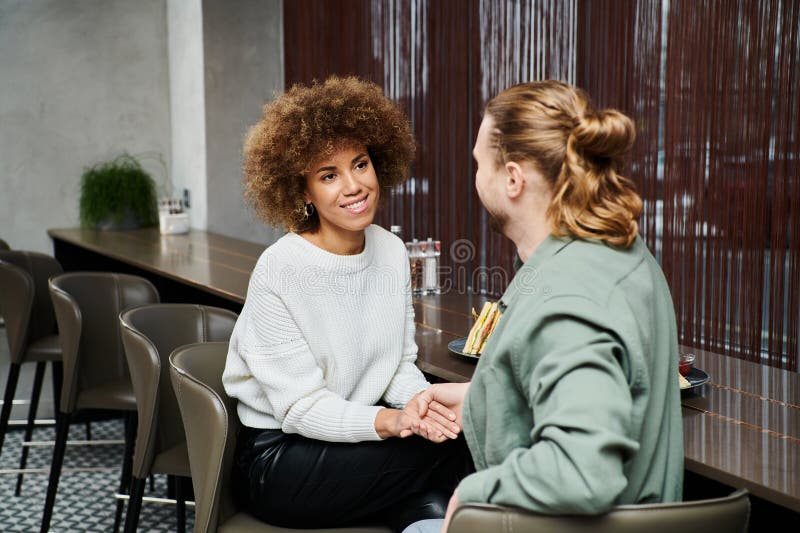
[232,425,474,532]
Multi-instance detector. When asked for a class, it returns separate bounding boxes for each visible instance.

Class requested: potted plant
[79,154,159,230]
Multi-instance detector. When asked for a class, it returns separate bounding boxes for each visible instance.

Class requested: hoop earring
[304,203,315,219]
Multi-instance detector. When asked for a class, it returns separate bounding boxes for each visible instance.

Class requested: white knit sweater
[222,224,430,442]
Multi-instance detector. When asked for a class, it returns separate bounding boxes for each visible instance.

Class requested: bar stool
[169,342,390,533]
[0,252,63,495]
[447,489,750,532]
[41,272,159,533]
[119,303,238,533]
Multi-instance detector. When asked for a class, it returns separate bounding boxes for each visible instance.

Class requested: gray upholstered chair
[447,489,750,533]
[42,272,159,533]
[119,304,239,533]
[0,252,63,495]
[169,342,391,533]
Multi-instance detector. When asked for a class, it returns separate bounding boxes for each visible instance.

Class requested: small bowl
[679,353,695,376]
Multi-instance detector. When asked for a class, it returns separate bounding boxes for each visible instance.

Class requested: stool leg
[113,412,136,533]
[123,477,146,533]
[0,363,22,457]
[85,420,92,441]
[149,473,155,492]
[50,361,62,414]
[175,476,187,533]
[40,411,70,533]
[15,361,46,495]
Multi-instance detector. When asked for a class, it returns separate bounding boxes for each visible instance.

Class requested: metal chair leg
[175,476,187,533]
[40,411,70,533]
[123,477,146,533]
[113,412,136,533]
[0,363,22,457]
[167,474,175,498]
[50,361,62,414]
[15,361,45,495]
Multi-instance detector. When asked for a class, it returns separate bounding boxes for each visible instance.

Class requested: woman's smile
[341,194,369,214]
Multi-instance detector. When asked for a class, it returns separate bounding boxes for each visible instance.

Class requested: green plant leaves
[79,153,158,228]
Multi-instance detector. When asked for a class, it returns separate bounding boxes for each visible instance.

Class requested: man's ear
[504,161,526,199]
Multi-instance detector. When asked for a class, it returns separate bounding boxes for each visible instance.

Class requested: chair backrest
[49,272,159,414]
[448,489,750,533]
[170,342,238,533]
[0,251,62,363]
[120,304,238,479]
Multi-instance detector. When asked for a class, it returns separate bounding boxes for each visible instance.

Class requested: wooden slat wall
[284,0,800,370]
[663,0,799,370]
[579,0,800,370]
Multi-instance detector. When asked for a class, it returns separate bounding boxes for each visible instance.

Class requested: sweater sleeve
[457,307,639,513]
[381,261,430,408]
[241,281,383,442]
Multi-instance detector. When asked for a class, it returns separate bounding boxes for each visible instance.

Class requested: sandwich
[463,301,502,355]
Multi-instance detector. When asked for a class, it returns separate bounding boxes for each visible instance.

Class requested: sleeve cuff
[456,468,498,503]
[345,403,385,442]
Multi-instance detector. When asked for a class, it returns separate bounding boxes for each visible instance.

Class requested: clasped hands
[375,383,469,443]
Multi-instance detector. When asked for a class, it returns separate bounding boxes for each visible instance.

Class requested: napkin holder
[159,212,189,235]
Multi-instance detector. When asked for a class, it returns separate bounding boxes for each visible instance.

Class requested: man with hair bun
[405,80,683,533]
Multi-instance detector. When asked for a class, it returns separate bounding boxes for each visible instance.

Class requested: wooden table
[49,227,257,310]
[48,227,800,513]
[680,347,800,512]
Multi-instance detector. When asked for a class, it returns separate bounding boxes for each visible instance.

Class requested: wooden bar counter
[48,227,800,514]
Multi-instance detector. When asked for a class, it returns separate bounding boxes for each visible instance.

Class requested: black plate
[681,367,710,391]
[447,337,480,361]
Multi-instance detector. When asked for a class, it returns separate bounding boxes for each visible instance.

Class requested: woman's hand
[374,407,421,439]
[374,405,455,442]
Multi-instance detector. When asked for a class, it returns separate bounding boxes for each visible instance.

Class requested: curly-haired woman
[222,76,473,532]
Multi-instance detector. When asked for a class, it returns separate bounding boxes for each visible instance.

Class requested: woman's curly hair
[243,76,415,232]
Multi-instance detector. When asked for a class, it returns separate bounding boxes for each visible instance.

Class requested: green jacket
[458,235,683,514]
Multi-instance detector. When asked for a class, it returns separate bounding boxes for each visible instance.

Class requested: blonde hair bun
[572,109,635,159]
[486,80,642,248]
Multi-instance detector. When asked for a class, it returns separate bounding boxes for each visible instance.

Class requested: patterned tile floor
[0,419,195,532]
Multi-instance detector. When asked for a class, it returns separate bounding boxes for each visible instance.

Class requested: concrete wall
[203,0,285,245]
[167,0,207,230]
[0,0,171,253]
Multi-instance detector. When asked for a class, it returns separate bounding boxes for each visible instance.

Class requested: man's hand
[441,491,460,532]
[403,382,470,442]
[415,382,470,426]
[378,382,471,442]
[404,389,461,442]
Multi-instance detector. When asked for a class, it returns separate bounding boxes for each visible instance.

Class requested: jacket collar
[499,234,573,312]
